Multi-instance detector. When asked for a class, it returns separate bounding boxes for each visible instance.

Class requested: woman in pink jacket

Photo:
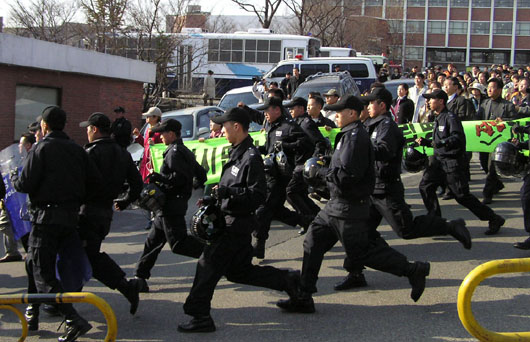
[133,107,163,182]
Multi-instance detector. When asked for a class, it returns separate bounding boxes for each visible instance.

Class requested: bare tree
[230,0,282,29]
[204,14,237,33]
[8,0,79,44]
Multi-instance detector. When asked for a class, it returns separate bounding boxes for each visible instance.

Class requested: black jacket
[447,94,474,121]
[393,97,415,124]
[81,137,143,217]
[313,114,336,128]
[261,115,312,167]
[287,75,305,98]
[323,120,375,218]
[217,135,266,216]
[294,113,329,156]
[431,109,466,161]
[481,97,516,120]
[157,139,207,216]
[12,130,101,226]
[364,112,404,194]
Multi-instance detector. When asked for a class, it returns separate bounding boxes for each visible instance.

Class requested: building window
[365,0,383,5]
[387,0,404,6]
[493,22,512,35]
[519,0,530,7]
[471,22,490,34]
[428,21,446,34]
[406,20,425,34]
[430,0,447,5]
[15,86,60,140]
[515,51,530,65]
[449,21,468,34]
[388,46,403,60]
[494,0,512,6]
[517,22,530,35]
[405,47,423,60]
[388,20,403,33]
[408,0,425,5]
[472,0,491,6]
[470,50,509,64]
[426,48,466,63]
[451,0,469,6]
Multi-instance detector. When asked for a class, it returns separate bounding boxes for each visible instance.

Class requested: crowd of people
[2,61,530,340]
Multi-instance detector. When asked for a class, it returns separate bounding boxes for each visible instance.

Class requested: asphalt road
[2,156,530,342]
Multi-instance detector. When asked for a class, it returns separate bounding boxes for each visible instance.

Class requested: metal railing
[0,292,117,342]
[457,258,530,341]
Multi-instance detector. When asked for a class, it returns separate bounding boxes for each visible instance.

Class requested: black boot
[334,272,368,291]
[485,215,505,235]
[43,303,61,316]
[514,237,530,250]
[407,262,430,302]
[57,315,92,342]
[117,278,140,315]
[276,291,315,313]
[134,277,149,293]
[25,304,39,331]
[447,219,472,249]
[252,239,266,259]
[177,315,216,333]
[284,270,300,300]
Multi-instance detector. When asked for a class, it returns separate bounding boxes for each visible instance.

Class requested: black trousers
[183,216,288,317]
[26,223,80,318]
[479,152,489,174]
[135,214,203,279]
[78,215,125,290]
[419,158,495,220]
[522,174,530,233]
[254,177,301,241]
[300,208,410,294]
[286,165,320,225]
[483,157,504,198]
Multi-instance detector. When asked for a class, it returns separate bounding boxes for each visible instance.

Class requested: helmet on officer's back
[492,141,527,177]
[402,146,428,173]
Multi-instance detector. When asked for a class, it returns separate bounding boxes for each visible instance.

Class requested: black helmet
[402,146,428,173]
[303,157,330,199]
[138,183,166,214]
[263,153,277,176]
[275,150,292,177]
[189,203,225,244]
[492,142,527,177]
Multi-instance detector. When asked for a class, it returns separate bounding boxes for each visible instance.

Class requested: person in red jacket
[133,107,163,181]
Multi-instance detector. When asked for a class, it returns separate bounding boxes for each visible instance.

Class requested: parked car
[218,86,258,109]
[383,79,415,100]
[290,71,360,100]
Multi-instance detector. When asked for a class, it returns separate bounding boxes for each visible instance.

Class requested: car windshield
[219,92,258,109]
[293,83,339,100]
[162,114,194,139]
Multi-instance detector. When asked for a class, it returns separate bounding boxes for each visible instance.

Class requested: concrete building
[350,0,530,69]
[0,33,156,149]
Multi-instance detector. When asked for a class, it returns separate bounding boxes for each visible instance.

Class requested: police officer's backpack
[111,117,133,148]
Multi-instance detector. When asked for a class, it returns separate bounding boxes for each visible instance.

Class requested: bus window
[333,64,369,78]
[271,64,294,78]
[300,64,329,78]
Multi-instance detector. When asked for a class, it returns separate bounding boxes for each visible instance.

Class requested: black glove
[148,172,166,184]
[273,141,283,152]
[435,139,447,148]
[114,199,129,211]
[215,186,229,199]
[9,169,18,184]
[513,124,527,135]
[193,177,205,190]
[418,138,432,147]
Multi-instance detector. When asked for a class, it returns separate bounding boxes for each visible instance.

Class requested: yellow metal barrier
[0,292,117,342]
[457,258,530,341]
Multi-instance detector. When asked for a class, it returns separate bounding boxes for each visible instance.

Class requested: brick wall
[0,64,146,149]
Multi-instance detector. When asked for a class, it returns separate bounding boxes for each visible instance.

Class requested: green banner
[150,118,530,184]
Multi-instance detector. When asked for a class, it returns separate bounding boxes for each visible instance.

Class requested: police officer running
[511,123,530,249]
[276,96,431,314]
[335,88,471,291]
[134,119,206,291]
[417,89,505,235]
[284,97,329,234]
[179,108,300,332]
[78,112,144,314]
[251,96,313,258]
[12,106,100,342]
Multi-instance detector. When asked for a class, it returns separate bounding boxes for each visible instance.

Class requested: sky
[0,0,289,27]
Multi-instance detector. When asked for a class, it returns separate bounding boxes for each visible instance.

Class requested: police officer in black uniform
[511,123,530,249]
[251,96,313,258]
[276,96,431,313]
[12,106,99,342]
[418,89,505,235]
[307,96,336,128]
[78,112,143,314]
[335,88,471,291]
[284,97,329,234]
[179,108,300,333]
[134,119,206,291]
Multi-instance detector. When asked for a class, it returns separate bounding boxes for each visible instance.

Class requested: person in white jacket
[410,73,428,122]
[203,70,216,105]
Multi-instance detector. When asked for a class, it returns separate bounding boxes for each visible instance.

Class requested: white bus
[173,28,321,95]
[320,47,357,57]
